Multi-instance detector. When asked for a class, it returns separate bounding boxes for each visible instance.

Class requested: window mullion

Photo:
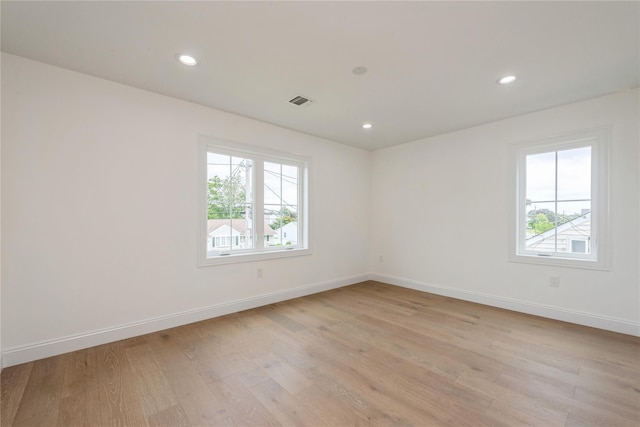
[297,165,304,247]
[554,150,559,254]
[255,160,265,250]
[228,160,234,252]
[590,142,598,258]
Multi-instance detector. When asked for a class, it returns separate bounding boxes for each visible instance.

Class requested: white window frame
[198,136,311,267]
[508,128,610,270]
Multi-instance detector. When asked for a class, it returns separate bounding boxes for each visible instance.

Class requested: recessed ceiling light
[362,123,373,129]
[498,75,517,85]
[178,54,197,66]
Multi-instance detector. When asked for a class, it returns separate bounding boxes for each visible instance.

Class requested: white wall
[371,90,640,334]
[1,53,371,366]
[2,53,638,368]
[0,44,3,370]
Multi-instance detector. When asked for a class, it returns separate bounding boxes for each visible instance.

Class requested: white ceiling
[2,1,638,150]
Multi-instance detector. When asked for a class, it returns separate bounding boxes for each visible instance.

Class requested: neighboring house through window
[208,218,275,250]
[509,128,609,269]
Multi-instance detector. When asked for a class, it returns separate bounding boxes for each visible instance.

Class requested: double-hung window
[198,136,310,266]
[509,128,609,269]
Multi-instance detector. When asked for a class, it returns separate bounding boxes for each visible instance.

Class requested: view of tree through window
[207,153,254,251]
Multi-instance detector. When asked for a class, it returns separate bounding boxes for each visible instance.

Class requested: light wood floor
[2,281,639,427]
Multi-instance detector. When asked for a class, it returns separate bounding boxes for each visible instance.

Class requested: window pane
[525,201,557,252]
[526,151,556,202]
[235,205,254,250]
[523,148,592,256]
[265,205,298,247]
[231,156,252,204]
[281,164,299,208]
[207,205,254,252]
[207,153,253,253]
[263,161,299,248]
[207,154,252,219]
[264,205,279,247]
[556,200,590,221]
[556,201,591,254]
[208,152,230,181]
[264,162,282,205]
[557,146,591,201]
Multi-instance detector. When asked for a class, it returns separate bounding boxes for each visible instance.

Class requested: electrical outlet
[257,268,263,279]
[549,276,560,288]
[379,255,384,263]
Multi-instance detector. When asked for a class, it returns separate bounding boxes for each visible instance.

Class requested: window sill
[198,247,312,267]
[508,253,609,271]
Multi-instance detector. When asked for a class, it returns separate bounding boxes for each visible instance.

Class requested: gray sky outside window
[525,146,591,217]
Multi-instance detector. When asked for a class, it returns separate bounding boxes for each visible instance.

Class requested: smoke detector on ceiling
[288,95,313,107]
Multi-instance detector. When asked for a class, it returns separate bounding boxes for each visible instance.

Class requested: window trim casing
[197,136,311,267]
[508,127,610,270]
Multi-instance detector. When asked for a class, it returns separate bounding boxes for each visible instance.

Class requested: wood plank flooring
[2,281,639,426]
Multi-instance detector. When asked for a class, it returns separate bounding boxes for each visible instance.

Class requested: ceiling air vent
[288,95,313,107]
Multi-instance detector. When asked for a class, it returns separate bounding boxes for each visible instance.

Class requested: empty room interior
[1,2,639,426]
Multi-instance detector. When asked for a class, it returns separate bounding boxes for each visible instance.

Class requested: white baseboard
[1,273,368,368]
[5,272,637,368]
[370,273,640,337]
